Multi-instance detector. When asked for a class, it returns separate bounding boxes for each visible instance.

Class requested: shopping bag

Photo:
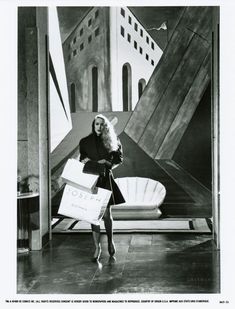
[58,184,112,225]
[61,159,99,193]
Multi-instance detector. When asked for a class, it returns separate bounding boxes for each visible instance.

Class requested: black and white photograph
[1,0,235,306]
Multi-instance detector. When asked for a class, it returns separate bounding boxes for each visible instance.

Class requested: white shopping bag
[61,158,99,193]
[58,184,112,225]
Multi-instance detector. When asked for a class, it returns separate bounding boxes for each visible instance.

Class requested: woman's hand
[97,159,106,164]
[81,158,90,164]
[98,159,112,168]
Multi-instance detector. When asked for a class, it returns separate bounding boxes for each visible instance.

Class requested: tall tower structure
[63,7,163,112]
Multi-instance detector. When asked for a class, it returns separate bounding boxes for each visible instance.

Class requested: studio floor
[17,232,220,294]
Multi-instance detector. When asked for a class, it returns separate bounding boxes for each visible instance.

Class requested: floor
[17,232,220,294]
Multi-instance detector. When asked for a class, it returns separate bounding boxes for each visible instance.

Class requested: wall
[62,7,162,112]
[110,7,163,111]
[173,84,212,190]
[36,8,50,246]
[211,7,220,248]
[49,7,72,152]
[124,7,212,161]
[18,8,36,180]
[63,7,112,111]
[18,7,50,249]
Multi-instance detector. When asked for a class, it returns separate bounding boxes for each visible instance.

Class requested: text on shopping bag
[58,184,112,225]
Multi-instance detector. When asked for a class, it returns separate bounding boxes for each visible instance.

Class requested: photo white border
[1,0,235,307]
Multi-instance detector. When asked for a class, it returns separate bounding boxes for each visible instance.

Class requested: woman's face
[94,117,104,136]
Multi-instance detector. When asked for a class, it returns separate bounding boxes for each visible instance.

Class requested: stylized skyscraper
[63,7,163,112]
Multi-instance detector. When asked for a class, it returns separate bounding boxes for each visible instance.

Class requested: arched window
[70,83,76,113]
[122,63,132,111]
[92,66,98,112]
[138,79,146,100]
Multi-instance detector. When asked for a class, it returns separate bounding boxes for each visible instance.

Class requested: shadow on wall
[172,84,212,190]
[114,132,169,181]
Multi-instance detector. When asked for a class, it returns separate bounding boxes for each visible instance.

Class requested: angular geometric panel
[156,52,211,159]
[124,7,212,160]
[49,7,72,152]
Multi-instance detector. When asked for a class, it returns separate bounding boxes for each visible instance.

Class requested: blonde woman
[79,114,125,262]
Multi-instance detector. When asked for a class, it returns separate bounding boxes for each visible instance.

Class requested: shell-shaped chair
[112,177,166,220]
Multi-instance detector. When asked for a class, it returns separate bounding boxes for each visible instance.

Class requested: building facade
[63,7,163,112]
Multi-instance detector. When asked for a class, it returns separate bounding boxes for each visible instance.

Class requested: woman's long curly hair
[92,114,119,152]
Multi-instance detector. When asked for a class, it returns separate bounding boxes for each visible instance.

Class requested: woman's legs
[91,224,101,261]
[90,206,115,260]
[103,206,116,256]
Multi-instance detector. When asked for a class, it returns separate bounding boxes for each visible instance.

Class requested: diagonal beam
[156,52,211,159]
[124,7,212,149]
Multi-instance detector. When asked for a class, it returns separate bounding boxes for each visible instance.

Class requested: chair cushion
[112,177,166,210]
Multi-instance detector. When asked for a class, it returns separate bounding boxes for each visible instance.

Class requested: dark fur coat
[79,133,125,206]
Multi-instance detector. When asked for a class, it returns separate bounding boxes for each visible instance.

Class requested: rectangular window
[139,46,143,54]
[95,27,100,37]
[146,53,149,60]
[80,28,83,36]
[151,59,155,66]
[127,33,131,42]
[146,36,149,44]
[73,49,77,56]
[140,29,143,37]
[134,23,138,31]
[95,10,99,18]
[88,35,92,43]
[128,16,132,24]
[134,40,137,49]
[121,8,125,17]
[121,26,125,37]
[88,18,92,27]
[151,42,155,50]
[80,43,84,51]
